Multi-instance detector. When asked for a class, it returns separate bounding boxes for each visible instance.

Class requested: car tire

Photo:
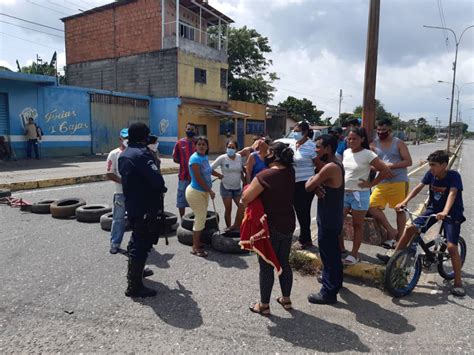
[181,211,219,231]
[0,189,11,198]
[50,198,86,219]
[31,199,57,214]
[176,226,216,246]
[211,230,248,254]
[99,212,132,232]
[76,204,112,223]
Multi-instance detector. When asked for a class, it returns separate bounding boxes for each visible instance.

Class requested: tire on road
[0,189,11,198]
[176,225,216,246]
[163,211,178,228]
[31,199,57,214]
[100,212,132,232]
[181,211,219,231]
[50,198,86,219]
[211,230,248,254]
[76,204,112,223]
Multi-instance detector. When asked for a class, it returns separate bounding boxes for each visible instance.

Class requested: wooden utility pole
[362,0,380,142]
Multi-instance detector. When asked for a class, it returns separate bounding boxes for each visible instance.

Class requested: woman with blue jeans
[340,128,391,265]
[211,140,245,231]
[186,137,219,257]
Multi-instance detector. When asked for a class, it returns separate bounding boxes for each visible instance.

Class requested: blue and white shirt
[290,139,317,182]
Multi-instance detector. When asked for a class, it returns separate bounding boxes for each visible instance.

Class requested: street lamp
[438,80,474,123]
[425,24,474,153]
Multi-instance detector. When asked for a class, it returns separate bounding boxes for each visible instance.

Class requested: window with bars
[246,120,265,135]
[220,68,228,89]
[194,68,207,84]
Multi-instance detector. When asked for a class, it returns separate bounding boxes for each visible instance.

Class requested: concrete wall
[229,100,266,148]
[64,0,162,64]
[66,49,178,98]
[178,51,228,103]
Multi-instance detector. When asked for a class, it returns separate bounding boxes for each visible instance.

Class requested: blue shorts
[343,190,370,211]
[176,179,190,208]
[220,184,242,199]
[413,209,464,245]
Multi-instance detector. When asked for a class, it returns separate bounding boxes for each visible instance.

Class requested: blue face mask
[226,148,236,157]
[293,131,303,141]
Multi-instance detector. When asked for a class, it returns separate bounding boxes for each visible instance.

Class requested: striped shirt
[290,139,317,182]
[173,138,196,181]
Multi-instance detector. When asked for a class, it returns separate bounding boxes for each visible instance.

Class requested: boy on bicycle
[380,150,466,297]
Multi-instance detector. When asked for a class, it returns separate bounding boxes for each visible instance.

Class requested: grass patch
[289,249,321,275]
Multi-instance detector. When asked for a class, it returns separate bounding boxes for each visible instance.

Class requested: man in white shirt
[107,128,129,254]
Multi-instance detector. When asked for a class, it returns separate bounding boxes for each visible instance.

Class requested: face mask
[264,155,276,166]
[293,131,303,141]
[226,148,236,157]
[122,139,128,147]
[378,131,390,140]
[186,130,195,138]
[148,142,159,152]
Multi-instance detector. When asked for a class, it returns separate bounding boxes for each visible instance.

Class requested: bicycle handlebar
[401,207,451,228]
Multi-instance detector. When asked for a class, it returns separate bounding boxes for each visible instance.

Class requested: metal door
[0,93,9,136]
[237,118,244,149]
[90,94,149,154]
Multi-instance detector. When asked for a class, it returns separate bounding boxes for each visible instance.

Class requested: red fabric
[239,195,282,275]
[173,138,196,181]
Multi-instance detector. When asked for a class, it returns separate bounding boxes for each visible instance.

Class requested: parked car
[436,137,444,142]
[275,130,321,145]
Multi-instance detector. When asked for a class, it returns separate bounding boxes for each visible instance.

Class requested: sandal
[451,286,466,297]
[190,249,208,257]
[343,255,360,265]
[276,297,293,310]
[249,302,270,316]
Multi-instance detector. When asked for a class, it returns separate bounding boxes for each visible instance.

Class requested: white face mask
[122,139,128,147]
[148,142,159,152]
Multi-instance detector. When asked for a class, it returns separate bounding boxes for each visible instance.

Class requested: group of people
[105,117,466,302]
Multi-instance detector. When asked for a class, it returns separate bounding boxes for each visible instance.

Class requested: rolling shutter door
[0,93,9,136]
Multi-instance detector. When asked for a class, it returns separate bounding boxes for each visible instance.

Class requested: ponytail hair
[269,141,294,168]
[349,127,370,150]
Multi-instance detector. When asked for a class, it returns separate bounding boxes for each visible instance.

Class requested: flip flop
[343,255,360,265]
[276,297,293,310]
[451,286,466,297]
[249,302,270,316]
[190,249,208,257]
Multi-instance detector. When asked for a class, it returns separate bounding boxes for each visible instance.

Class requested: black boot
[125,259,157,298]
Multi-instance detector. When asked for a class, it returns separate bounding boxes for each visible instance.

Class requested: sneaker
[109,245,119,254]
[382,239,397,249]
[376,253,390,264]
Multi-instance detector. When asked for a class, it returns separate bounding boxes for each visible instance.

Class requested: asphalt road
[0,140,471,353]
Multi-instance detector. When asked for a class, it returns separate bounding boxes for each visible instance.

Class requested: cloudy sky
[1,0,473,126]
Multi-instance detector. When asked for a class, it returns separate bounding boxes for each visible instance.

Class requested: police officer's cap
[128,122,150,143]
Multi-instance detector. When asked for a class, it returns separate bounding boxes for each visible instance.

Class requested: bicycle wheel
[385,248,422,297]
[437,236,467,280]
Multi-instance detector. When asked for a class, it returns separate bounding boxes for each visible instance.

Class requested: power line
[48,0,81,13]
[436,0,450,53]
[0,20,64,38]
[0,13,64,32]
[25,0,71,16]
[0,31,61,50]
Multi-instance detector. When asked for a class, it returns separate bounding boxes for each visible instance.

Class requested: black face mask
[186,130,195,138]
[320,154,329,162]
[264,156,276,166]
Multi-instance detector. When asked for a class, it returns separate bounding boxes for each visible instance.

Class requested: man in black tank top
[305,134,345,304]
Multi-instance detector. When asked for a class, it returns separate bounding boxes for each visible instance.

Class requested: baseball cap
[120,128,129,138]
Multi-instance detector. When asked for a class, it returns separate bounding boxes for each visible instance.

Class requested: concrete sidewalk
[0,154,181,191]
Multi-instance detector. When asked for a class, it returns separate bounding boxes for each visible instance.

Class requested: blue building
[0,71,179,158]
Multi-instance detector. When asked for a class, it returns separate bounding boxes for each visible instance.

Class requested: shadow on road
[134,280,203,330]
[268,309,370,352]
[337,288,416,334]
[147,249,174,269]
[204,249,250,269]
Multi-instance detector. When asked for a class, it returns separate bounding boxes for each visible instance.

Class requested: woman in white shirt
[291,121,318,250]
[211,140,245,231]
[341,128,392,265]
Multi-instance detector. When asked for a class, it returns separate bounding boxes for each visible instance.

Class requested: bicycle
[384,207,467,297]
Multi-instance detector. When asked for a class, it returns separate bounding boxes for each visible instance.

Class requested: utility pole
[362,0,380,142]
[338,89,343,119]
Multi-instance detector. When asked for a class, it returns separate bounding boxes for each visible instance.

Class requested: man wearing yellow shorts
[369,119,412,247]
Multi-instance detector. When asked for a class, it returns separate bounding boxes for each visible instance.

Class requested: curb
[0,167,179,192]
[293,250,385,282]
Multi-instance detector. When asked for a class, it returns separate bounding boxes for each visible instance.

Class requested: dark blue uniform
[119,143,166,261]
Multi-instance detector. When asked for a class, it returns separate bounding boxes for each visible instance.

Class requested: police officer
[119,122,167,298]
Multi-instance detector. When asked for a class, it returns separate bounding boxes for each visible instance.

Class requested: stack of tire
[177,211,219,246]
[99,211,179,235]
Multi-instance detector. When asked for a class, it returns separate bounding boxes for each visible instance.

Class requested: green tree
[451,122,469,134]
[227,26,278,104]
[16,52,66,84]
[277,96,324,124]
